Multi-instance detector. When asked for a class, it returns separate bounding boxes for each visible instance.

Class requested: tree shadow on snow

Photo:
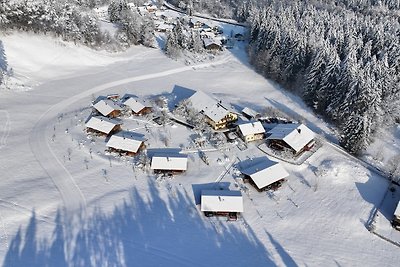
[3,181,281,267]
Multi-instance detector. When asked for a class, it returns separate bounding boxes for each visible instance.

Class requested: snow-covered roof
[123,97,151,113]
[150,153,188,171]
[242,107,259,118]
[240,158,289,189]
[203,38,221,48]
[93,99,121,116]
[266,123,315,153]
[201,190,243,213]
[238,121,265,137]
[85,116,121,134]
[106,131,144,153]
[395,201,400,218]
[188,91,230,122]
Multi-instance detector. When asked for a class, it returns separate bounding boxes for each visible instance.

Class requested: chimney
[297,128,301,134]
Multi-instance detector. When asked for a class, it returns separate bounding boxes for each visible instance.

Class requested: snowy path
[29,56,233,211]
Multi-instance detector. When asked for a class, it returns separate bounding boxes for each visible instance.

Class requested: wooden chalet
[106,131,145,156]
[123,97,152,115]
[203,38,222,51]
[201,190,243,220]
[266,123,315,156]
[188,91,237,130]
[93,99,122,118]
[237,121,265,143]
[150,153,188,174]
[85,116,122,136]
[240,157,289,191]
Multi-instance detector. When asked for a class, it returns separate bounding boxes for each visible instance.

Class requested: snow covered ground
[0,31,399,266]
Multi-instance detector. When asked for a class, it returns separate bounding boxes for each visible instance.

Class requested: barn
[201,190,243,220]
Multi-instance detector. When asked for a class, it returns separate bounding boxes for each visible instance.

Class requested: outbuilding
[240,157,289,191]
[201,190,243,220]
[85,116,122,136]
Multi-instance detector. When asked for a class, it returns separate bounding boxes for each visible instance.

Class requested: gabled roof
[238,121,265,137]
[201,190,243,213]
[123,97,151,113]
[203,38,221,48]
[241,107,260,118]
[106,131,145,153]
[150,153,188,171]
[93,99,121,116]
[266,123,315,153]
[188,91,230,122]
[85,116,121,134]
[240,158,289,190]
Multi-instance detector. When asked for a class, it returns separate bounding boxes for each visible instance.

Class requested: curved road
[29,55,232,211]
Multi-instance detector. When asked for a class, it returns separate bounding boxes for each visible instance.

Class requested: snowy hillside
[1,14,400,267]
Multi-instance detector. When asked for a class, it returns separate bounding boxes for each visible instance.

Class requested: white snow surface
[0,31,398,267]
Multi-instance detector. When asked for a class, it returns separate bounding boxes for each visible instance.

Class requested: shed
[240,157,289,191]
[85,116,121,136]
[150,153,188,173]
[266,123,315,155]
[106,131,145,156]
[201,190,243,220]
[93,99,121,118]
[241,107,260,120]
[237,121,265,142]
[123,97,152,115]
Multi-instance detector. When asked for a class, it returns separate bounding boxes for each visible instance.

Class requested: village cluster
[94,2,244,51]
[84,89,316,221]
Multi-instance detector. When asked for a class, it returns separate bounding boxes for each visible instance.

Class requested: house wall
[109,110,121,118]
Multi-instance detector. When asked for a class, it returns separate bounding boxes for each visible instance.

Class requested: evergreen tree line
[164,20,204,58]
[238,0,400,154]
[0,0,155,49]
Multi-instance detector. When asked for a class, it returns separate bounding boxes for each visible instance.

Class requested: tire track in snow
[0,110,10,150]
[29,57,232,211]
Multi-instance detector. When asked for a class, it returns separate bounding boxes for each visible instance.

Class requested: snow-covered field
[0,31,399,266]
